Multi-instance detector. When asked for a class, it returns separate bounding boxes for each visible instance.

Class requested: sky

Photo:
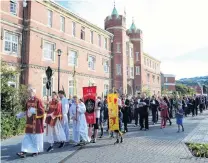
[55,0,208,79]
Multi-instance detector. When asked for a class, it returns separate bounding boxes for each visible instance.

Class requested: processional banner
[83,86,96,124]
[107,93,119,131]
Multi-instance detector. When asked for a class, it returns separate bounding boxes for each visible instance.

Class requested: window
[126,43,129,56]
[165,77,168,83]
[60,16,65,32]
[90,31,93,43]
[157,76,160,84]
[116,64,121,75]
[48,10,52,27]
[10,1,17,15]
[88,55,95,70]
[81,27,85,40]
[104,84,109,96]
[130,67,134,77]
[150,60,152,67]
[8,75,17,88]
[68,50,77,66]
[72,22,76,37]
[130,48,133,58]
[104,38,107,49]
[42,77,53,97]
[98,35,101,47]
[136,52,139,61]
[116,43,121,53]
[127,66,129,76]
[43,41,55,61]
[135,66,140,75]
[153,75,155,83]
[147,73,150,83]
[4,31,19,54]
[69,80,75,96]
[103,61,109,73]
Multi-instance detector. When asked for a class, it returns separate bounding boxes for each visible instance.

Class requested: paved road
[1,111,208,163]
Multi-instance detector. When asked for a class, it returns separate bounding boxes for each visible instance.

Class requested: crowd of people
[16,87,208,158]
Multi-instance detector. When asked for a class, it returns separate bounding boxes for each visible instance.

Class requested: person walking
[150,95,159,125]
[176,103,184,132]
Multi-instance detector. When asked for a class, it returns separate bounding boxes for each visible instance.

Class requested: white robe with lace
[70,102,89,143]
[61,97,70,142]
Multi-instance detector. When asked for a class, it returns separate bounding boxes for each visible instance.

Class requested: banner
[108,93,119,131]
[83,86,96,124]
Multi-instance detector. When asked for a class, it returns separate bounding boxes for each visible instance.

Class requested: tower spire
[114,0,115,7]
[111,0,118,17]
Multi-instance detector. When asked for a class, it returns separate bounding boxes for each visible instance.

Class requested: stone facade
[1,0,113,99]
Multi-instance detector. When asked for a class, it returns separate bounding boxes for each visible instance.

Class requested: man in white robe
[70,96,89,145]
[58,90,70,147]
[16,88,44,158]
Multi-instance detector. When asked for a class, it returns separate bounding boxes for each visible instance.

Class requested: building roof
[129,21,137,31]
[143,53,161,63]
[111,6,118,16]
[45,0,113,37]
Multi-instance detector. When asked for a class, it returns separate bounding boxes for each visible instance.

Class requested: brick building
[105,5,161,96]
[161,73,176,92]
[1,1,161,98]
[1,0,113,99]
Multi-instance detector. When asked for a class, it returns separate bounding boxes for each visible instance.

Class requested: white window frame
[136,52,139,61]
[135,66,140,75]
[3,31,19,56]
[88,55,96,70]
[98,35,101,47]
[104,84,109,96]
[60,16,65,32]
[116,43,121,53]
[116,64,121,75]
[103,60,109,73]
[8,81,17,88]
[147,73,150,83]
[130,48,133,58]
[72,22,76,37]
[81,27,85,40]
[68,79,75,97]
[10,0,17,15]
[48,10,53,27]
[90,31,93,44]
[104,38,107,49]
[165,77,168,83]
[68,50,78,66]
[130,67,134,77]
[42,77,54,97]
[43,41,55,61]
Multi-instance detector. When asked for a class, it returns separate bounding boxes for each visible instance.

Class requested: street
[1,111,208,163]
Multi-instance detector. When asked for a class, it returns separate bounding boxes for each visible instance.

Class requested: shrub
[1,62,28,139]
[186,143,208,158]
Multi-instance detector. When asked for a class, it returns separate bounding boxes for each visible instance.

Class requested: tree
[175,84,196,96]
[1,62,28,139]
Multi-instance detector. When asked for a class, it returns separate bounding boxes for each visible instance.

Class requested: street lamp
[57,49,62,91]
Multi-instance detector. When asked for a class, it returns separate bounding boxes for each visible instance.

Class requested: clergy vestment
[21,96,45,153]
[70,102,89,143]
[45,99,66,144]
[61,97,70,142]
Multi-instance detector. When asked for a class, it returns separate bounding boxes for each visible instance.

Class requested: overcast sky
[56,0,208,79]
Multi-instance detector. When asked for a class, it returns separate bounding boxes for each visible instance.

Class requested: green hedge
[186,143,208,158]
[1,112,26,139]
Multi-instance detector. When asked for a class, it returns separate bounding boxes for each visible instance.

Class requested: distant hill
[177,76,208,86]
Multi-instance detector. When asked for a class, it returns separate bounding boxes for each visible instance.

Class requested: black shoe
[170,122,172,126]
[120,137,123,143]
[32,153,38,157]
[59,142,65,148]
[16,152,26,158]
[140,128,143,130]
[47,146,54,152]
[182,128,184,132]
[114,139,119,145]
[145,128,149,131]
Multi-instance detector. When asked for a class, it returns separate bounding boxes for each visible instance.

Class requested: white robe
[45,119,66,144]
[70,102,89,143]
[61,97,70,142]
[21,134,43,153]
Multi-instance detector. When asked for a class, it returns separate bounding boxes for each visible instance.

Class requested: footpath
[1,111,208,163]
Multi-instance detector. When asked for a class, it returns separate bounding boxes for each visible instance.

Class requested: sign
[83,86,96,124]
[108,93,119,131]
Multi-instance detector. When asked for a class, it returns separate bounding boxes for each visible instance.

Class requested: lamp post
[57,49,62,92]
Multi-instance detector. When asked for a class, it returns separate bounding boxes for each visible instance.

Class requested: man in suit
[138,93,150,131]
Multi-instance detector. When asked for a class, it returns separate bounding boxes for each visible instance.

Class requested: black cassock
[122,99,130,132]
